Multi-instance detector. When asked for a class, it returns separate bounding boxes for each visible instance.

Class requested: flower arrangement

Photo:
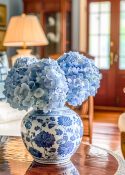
[4,52,101,112]
[58,51,102,106]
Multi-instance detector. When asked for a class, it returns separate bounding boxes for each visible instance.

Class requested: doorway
[88,0,125,107]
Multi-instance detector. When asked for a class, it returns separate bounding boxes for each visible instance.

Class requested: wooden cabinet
[23,0,72,57]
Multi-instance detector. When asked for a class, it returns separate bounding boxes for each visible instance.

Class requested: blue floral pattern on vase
[58,116,72,126]
[34,131,55,148]
[29,147,42,158]
[57,141,74,156]
[21,106,83,164]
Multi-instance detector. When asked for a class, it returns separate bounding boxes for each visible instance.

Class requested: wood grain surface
[0,137,119,175]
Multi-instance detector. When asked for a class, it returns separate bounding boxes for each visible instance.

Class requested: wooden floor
[92,110,122,152]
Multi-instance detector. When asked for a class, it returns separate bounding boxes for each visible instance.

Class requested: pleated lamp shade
[3,14,48,47]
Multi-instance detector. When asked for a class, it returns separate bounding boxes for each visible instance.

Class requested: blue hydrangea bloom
[4,67,29,110]
[14,56,38,68]
[4,57,68,112]
[26,58,68,112]
[34,131,55,148]
[58,51,102,106]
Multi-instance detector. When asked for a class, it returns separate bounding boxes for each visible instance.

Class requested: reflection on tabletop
[0,136,79,175]
[0,137,32,175]
[0,137,121,175]
[25,161,79,175]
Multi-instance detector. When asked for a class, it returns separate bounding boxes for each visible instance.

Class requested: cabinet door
[44,12,61,57]
[43,11,72,57]
[66,11,72,51]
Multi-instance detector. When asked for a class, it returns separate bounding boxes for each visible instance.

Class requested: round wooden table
[0,137,124,175]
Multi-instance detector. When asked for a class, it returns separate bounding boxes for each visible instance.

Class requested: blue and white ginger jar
[21,106,83,164]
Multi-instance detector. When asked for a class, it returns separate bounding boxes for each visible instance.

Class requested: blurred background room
[0,0,125,173]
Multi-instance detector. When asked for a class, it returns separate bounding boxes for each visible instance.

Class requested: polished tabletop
[0,136,124,175]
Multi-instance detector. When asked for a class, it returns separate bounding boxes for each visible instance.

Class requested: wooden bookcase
[23,0,72,57]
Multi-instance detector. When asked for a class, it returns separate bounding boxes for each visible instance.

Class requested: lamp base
[11,49,34,66]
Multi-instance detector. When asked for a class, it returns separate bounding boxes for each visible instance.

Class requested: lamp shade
[3,14,48,47]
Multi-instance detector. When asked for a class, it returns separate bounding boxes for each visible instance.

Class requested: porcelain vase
[21,106,83,164]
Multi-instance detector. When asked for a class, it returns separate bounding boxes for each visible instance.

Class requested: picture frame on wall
[0,4,6,27]
[0,30,6,51]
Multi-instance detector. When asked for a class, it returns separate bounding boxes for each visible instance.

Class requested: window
[89,2,111,69]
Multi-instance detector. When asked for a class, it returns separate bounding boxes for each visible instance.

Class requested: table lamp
[3,14,48,65]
